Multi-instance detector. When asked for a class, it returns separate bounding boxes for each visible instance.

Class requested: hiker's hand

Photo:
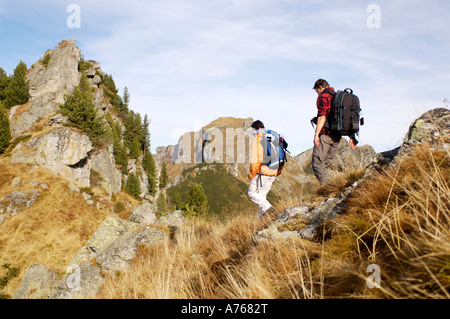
[349,138,357,150]
[314,135,320,148]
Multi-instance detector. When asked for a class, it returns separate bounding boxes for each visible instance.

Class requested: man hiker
[312,79,357,184]
[247,120,278,218]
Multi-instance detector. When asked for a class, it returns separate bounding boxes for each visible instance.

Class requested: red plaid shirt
[316,87,335,136]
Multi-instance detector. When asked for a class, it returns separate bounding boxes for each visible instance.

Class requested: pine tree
[0,67,10,103]
[170,191,182,211]
[124,111,136,152]
[103,73,122,110]
[122,86,130,114]
[2,61,30,109]
[156,193,167,214]
[59,73,106,143]
[183,184,209,218]
[129,138,141,159]
[0,105,11,154]
[142,114,151,154]
[125,173,141,199]
[159,161,168,189]
[142,151,157,195]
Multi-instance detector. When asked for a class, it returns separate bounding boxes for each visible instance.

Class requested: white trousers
[248,174,276,218]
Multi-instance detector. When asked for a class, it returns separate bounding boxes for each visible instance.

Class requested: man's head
[251,120,265,131]
[313,79,330,95]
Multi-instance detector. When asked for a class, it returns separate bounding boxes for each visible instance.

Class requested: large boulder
[95,226,168,273]
[67,216,140,273]
[46,262,104,299]
[128,202,157,225]
[154,210,186,228]
[10,127,92,188]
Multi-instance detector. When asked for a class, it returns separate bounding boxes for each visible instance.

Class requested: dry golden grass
[0,158,109,295]
[322,143,450,298]
[96,214,324,299]
[96,143,450,299]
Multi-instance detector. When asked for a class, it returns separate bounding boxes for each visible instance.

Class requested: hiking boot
[264,207,276,216]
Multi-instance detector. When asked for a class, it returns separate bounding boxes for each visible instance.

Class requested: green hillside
[166,162,279,218]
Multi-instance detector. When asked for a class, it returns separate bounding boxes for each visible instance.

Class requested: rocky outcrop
[10,39,82,137]
[13,208,186,299]
[67,216,140,273]
[0,190,40,224]
[10,127,92,188]
[254,183,356,242]
[95,226,168,273]
[401,107,449,154]
[12,264,57,299]
[47,262,104,299]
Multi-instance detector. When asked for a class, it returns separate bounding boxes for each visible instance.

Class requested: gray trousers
[312,134,341,184]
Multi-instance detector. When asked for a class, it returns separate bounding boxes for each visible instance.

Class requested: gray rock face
[47,262,104,299]
[95,226,168,273]
[401,108,450,153]
[13,264,57,299]
[128,202,157,225]
[10,127,92,188]
[90,146,122,195]
[0,190,40,224]
[11,39,81,137]
[67,216,140,273]
[253,183,356,243]
[154,210,186,228]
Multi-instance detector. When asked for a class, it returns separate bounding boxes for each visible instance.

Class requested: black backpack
[311,88,364,142]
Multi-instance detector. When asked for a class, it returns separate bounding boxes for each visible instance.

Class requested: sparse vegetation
[0,264,20,290]
[5,134,31,154]
[78,58,92,73]
[59,73,106,144]
[42,53,51,68]
[0,106,11,154]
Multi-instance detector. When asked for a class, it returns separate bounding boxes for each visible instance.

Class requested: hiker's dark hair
[313,79,330,89]
[251,120,265,130]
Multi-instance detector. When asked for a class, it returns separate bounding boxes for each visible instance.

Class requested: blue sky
[1,0,449,155]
